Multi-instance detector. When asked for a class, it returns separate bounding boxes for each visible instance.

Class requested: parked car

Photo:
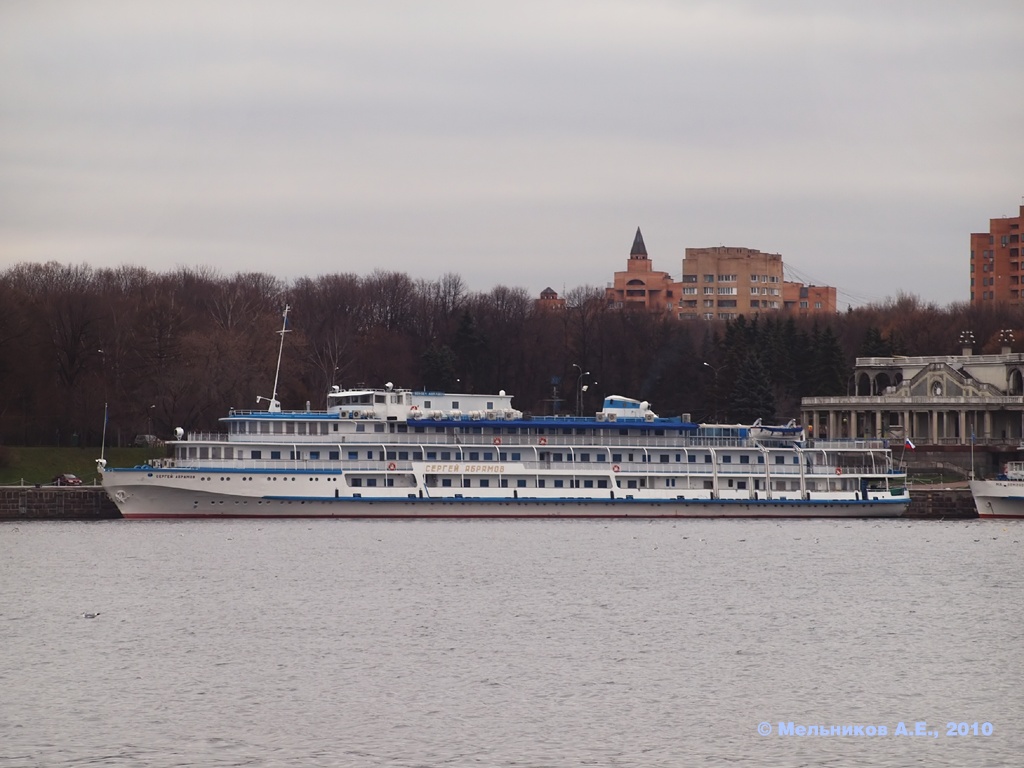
[52,473,83,486]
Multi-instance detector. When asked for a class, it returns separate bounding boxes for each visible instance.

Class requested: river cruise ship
[969,461,1024,519]
[99,384,908,519]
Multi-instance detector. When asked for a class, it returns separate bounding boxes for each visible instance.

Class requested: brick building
[971,204,1024,306]
[604,229,837,319]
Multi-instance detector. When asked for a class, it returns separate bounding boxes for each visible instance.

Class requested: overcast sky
[2,1,1022,308]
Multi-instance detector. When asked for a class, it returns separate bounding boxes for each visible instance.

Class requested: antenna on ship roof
[256,305,290,413]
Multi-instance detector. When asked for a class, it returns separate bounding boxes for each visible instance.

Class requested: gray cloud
[2,0,1022,306]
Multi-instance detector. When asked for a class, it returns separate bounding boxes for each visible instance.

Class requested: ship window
[290,451,299,460]
[511,452,521,460]
[367,451,373,459]
[348,452,358,460]
[427,451,437,459]
[598,480,608,489]
[351,478,362,487]
[424,400,432,409]
[737,481,746,490]
[487,402,494,409]
[538,480,546,488]
[273,422,283,434]
[553,452,563,461]
[308,452,319,461]
[399,452,409,460]
[297,423,306,435]
[441,451,451,460]
[286,422,295,434]
[740,455,750,464]
[413,452,422,460]
[660,454,669,463]
[386,452,396,460]
[580,453,590,462]
[356,424,365,432]
[480,479,490,488]
[271,451,281,460]
[757,456,764,464]
[414,426,425,433]
[469,452,480,460]
[451,401,460,409]
[500,479,508,487]
[704,455,712,463]
[484,452,494,460]
[211,447,221,459]
[321,423,329,435]
[366,479,377,487]
[612,453,622,463]
[723,456,732,463]
[251,450,261,459]
[332,423,339,432]
[442,479,452,487]
[463,479,471,487]
[554,480,564,488]
[584,480,594,488]
[775,456,785,464]
[260,422,269,434]
[375,395,386,403]
[374,424,384,433]
[517,480,526,487]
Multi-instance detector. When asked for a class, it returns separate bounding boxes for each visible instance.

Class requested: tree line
[1,261,1019,447]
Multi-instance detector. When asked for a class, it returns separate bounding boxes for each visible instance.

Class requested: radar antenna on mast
[256,305,290,412]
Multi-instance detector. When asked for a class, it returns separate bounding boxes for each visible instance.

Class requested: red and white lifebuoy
[612,464,621,473]
[493,437,502,446]
[409,405,419,411]
[835,467,842,475]
[538,437,548,446]
[387,462,397,471]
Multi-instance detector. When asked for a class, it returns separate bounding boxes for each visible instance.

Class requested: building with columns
[801,339,1024,448]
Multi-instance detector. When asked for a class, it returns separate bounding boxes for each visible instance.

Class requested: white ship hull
[969,480,1024,519]
[103,468,908,519]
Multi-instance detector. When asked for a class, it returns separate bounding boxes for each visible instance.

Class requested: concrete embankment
[0,486,979,521]
[0,486,121,521]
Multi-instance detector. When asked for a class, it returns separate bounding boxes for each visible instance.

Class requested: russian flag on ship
[905,438,916,450]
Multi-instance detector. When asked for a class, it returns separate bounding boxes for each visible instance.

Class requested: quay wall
[0,487,121,521]
[0,486,978,521]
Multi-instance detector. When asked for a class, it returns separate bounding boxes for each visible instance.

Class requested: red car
[52,473,83,486]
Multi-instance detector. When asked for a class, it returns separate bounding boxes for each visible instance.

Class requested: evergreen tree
[420,344,458,391]
[729,350,777,423]
[813,325,848,396]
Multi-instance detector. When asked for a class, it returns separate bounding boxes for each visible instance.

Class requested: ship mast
[257,305,290,413]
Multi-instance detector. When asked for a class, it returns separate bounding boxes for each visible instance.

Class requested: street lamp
[703,362,719,422]
[572,363,590,417]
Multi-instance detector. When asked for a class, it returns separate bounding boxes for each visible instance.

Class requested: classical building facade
[971,204,1024,306]
[801,343,1024,447]
[605,229,837,318]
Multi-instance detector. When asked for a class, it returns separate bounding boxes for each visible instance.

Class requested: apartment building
[971,204,1024,306]
[605,230,837,319]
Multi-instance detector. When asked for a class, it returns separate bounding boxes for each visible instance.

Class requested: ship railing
[201,432,808,450]
[809,438,890,450]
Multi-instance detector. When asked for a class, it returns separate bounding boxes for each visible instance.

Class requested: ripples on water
[1,518,1022,767]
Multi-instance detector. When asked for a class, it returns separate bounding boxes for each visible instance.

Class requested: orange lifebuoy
[612,464,621,473]
[538,437,548,445]
[493,437,502,445]
[387,462,397,471]
[835,467,842,475]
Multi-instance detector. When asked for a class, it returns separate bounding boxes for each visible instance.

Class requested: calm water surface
[1,518,1022,767]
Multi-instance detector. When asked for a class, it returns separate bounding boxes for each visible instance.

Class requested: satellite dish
[174,427,184,439]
